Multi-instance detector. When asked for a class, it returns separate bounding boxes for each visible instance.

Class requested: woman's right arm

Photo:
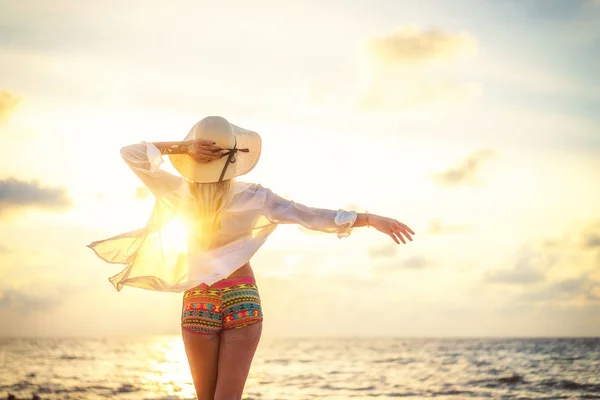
[120,142,184,199]
[120,139,222,199]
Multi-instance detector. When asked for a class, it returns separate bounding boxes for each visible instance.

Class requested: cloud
[0,282,90,315]
[368,243,398,258]
[0,91,20,121]
[401,256,430,269]
[375,255,432,273]
[432,149,495,186]
[0,178,72,216]
[361,26,480,111]
[0,288,61,313]
[540,220,600,252]
[426,219,468,235]
[369,26,478,66]
[582,222,600,249]
[135,185,150,200]
[584,233,600,249]
[485,245,557,285]
[486,265,545,285]
[519,276,600,303]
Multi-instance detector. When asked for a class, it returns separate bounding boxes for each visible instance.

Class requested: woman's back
[193,182,275,250]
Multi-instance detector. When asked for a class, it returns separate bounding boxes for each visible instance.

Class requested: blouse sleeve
[261,185,357,238]
[120,142,187,203]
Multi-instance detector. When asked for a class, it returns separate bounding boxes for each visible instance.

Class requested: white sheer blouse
[88,143,358,292]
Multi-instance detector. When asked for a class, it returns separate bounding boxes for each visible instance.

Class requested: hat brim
[168,123,262,183]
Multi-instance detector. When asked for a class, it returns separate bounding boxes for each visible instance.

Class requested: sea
[0,337,599,399]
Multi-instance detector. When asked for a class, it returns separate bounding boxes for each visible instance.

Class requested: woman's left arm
[261,185,358,238]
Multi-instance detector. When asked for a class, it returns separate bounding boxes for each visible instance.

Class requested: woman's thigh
[181,329,221,400]
[214,322,263,400]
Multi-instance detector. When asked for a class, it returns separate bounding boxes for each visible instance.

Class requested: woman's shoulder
[233,180,255,195]
[233,181,269,195]
[231,181,266,202]
[226,181,270,212]
[231,181,279,205]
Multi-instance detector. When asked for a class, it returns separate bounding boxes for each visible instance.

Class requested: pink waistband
[209,276,256,288]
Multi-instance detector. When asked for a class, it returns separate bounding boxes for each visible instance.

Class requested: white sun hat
[169,116,262,183]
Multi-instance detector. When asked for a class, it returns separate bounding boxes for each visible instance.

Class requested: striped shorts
[181,276,263,335]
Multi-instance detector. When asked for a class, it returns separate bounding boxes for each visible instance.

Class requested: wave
[263,358,290,365]
[373,357,416,365]
[539,379,600,393]
[0,380,35,391]
[320,384,376,391]
[468,375,600,394]
[114,383,140,393]
[3,382,140,397]
[431,390,478,397]
[469,374,527,388]
[58,354,95,361]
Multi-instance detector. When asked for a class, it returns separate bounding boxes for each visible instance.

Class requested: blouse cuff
[334,210,358,239]
[145,142,164,172]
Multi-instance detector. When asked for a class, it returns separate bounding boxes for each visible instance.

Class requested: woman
[88,116,414,400]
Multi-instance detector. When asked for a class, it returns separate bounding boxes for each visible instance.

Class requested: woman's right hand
[369,215,415,244]
[186,139,223,163]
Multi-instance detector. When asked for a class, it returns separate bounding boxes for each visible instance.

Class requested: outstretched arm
[262,186,357,238]
[261,186,415,243]
[354,213,415,244]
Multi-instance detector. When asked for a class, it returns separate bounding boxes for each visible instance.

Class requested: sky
[0,0,599,338]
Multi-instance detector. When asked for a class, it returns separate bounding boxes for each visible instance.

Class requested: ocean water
[0,337,599,399]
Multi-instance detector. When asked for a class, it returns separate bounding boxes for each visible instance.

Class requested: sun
[162,216,190,253]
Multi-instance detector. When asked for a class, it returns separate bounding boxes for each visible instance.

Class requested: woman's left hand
[186,140,223,163]
[370,215,414,244]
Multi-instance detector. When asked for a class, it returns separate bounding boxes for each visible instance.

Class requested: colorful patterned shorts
[181,277,263,335]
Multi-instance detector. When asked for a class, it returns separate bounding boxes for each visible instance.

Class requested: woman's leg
[214,322,263,400]
[180,284,224,400]
[181,329,221,400]
[214,277,264,399]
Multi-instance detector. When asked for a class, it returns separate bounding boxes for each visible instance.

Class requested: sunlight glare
[163,217,190,254]
[144,336,195,398]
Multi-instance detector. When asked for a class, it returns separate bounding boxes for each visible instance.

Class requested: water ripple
[1,337,599,399]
